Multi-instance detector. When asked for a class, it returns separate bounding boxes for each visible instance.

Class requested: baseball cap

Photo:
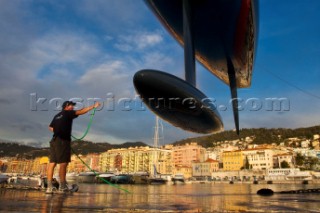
[62,101,76,109]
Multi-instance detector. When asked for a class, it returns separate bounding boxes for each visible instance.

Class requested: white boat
[78,171,98,183]
[97,173,115,179]
[286,170,312,181]
[110,174,134,184]
[172,174,185,184]
[131,172,149,184]
[148,165,167,185]
[0,174,9,184]
[149,177,167,184]
[266,168,312,181]
[66,172,79,182]
[96,172,115,183]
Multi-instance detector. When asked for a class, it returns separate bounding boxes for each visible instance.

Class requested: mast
[154,116,159,148]
[152,116,163,176]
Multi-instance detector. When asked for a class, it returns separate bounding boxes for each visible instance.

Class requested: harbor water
[0,182,320,212]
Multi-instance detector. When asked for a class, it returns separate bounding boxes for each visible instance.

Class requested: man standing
[46,100,101,194]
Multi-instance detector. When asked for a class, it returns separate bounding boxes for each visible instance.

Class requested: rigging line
[263,69,320,100]
[71,107,131,194]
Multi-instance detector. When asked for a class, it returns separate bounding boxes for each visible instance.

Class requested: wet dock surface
[1,183,320,212]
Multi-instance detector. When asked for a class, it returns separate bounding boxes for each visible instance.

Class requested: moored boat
[96,172,115,183]
[0,174,9,184]
[148,177,167,185]
[78,172,97,183]
[172,174,185,184]
[66,172,79,182]
[131,172,149,184]
[110,174,134,184]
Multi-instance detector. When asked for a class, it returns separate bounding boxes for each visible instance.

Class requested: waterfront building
[18,160,31,174]
[69,154,86,172]
[205,148,218,160]
[293,148,319,158]
[99,146,173,175]
[86,153,100,172]
[213,144,239,161]
[0,156,48,175]
[0,158,15,173]
[30,157,49,175]
[3,159,31,174]
[311,134,320,150]
[222,148,274,171]
[68,153,100,173]
[242,148,274,170]
[173,165,192,178]
[170,142,206,167]
[100,147,149,173]
[312,140,319,150]
[38,156,49,175]
[192,158,219,178]
[0,159,9,172]
[163,143,206,178]
[301,140,311,148]
[222,150,244,171]
[6,159,18,173]
[273,153,294,168]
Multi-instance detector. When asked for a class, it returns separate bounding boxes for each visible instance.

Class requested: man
[46,100,101,194]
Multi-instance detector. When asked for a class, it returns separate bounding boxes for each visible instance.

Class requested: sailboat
[148,116,167,185]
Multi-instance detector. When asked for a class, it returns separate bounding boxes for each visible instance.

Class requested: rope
[264,69,320,100]
[71,108,131,194]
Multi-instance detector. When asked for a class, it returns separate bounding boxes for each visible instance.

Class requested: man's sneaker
[45,187,53,194]
[57,186,69,194]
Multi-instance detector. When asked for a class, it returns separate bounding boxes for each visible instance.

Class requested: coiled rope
[71,108,131,194]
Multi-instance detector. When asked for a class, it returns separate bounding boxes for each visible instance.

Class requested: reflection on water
[0,183,319,212]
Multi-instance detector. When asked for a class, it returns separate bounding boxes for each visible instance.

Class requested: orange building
[171,143,206,167]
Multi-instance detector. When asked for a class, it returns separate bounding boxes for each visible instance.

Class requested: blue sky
[0,0,319,147]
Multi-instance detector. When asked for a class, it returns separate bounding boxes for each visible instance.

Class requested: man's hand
[76,102,102,115]
[93,102,101,109]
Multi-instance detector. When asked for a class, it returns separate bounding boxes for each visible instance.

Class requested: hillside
[0,140,149,159]
[173,125,320,148]
[1,125,319,159]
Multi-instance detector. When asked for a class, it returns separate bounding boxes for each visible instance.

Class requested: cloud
[114,31,163,52]
[32,33,100,66]
[77,60,132,98]
[74,0,149,33]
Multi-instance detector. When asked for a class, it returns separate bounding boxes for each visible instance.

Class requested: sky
[0,0,319,147]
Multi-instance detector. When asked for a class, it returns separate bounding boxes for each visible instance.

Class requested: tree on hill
[295,153,304,166]
[280,160,290,168]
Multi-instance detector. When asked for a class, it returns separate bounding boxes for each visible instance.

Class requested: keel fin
[227,57,240,135]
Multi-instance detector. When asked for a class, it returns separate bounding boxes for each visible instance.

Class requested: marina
[2,169,320,186]
[1,182,320,212]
